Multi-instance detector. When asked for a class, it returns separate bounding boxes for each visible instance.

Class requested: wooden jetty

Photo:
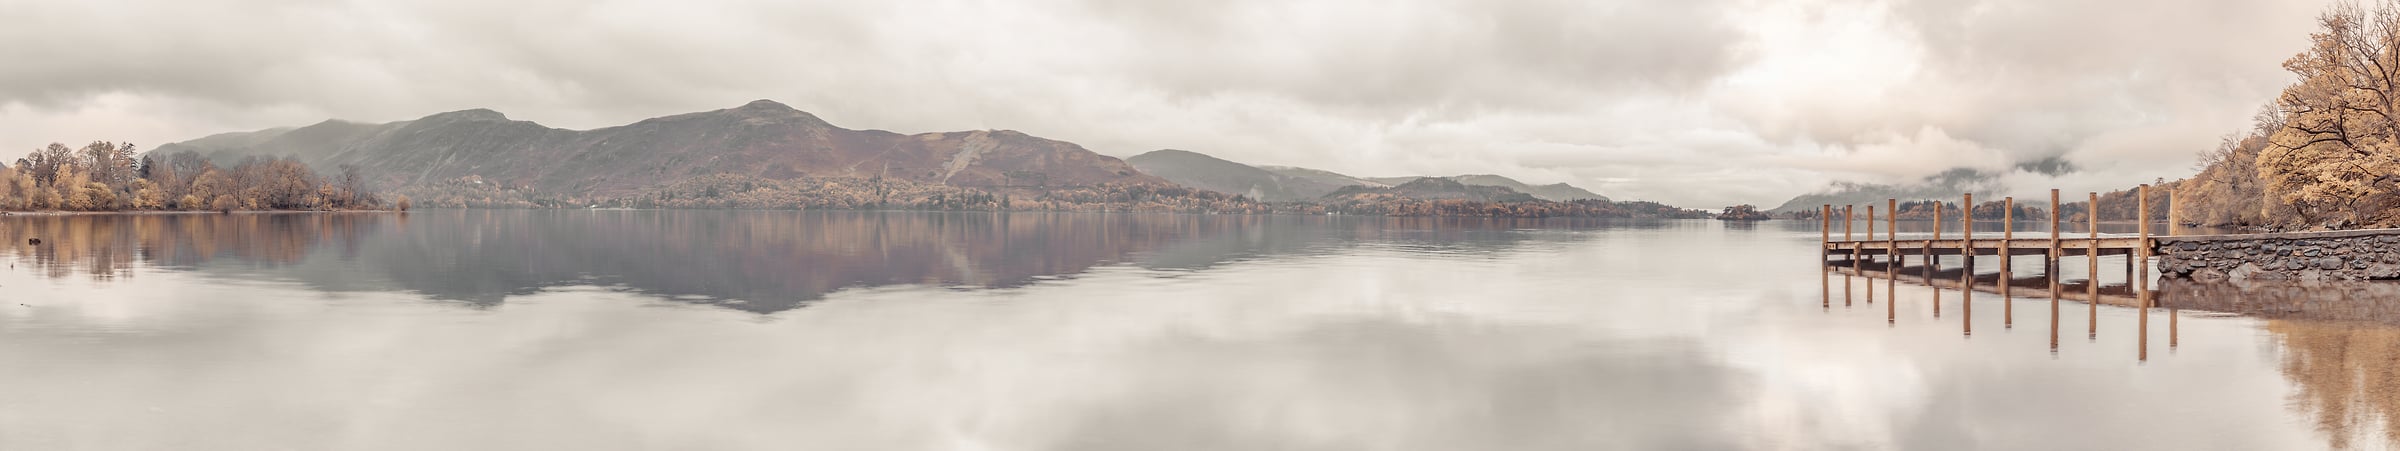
[1818,187,2400,361]
[1824,187,2400,288]
[1821,187,2165,314]
[1820,187,2169,359]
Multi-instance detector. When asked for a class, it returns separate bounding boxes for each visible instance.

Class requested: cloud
[1716,0,2327,197]
[0,0,2346,207]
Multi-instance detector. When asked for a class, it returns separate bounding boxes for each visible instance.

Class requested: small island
[1715,204,1771,221]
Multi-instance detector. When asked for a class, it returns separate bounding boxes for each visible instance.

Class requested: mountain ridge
[1126,150,1608,203]
[156,100,1162,197]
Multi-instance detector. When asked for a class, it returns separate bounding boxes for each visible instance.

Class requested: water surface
[2,211,2396,450]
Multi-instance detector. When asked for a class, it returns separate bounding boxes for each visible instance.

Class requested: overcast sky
[0,0,2335,206]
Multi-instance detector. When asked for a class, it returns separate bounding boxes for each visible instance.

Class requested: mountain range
[157,100,1160,197]
[154,100,1619,210]
[1124,149,1609,203]
[1769,168,2007,213]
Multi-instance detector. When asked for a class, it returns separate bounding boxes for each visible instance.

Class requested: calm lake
[3,210,2397,450]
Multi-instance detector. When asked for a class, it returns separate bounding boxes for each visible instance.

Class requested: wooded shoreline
[0,209,398,217]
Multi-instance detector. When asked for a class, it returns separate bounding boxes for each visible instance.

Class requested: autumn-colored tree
[0,166,17,209]
[129,179,166,210]
[2177,120,2274,226]
[2258,1,2400,228]
[24,143,75,187]
[78,141,136,187]
[3,146,383,213]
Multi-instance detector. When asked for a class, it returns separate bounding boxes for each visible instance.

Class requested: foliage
[2181,1,2400,229]
[0,144,387,212]
[1715,205,1771,221]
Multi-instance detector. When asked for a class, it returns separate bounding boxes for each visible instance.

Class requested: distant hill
[1257,166,1387,190]
[1451,174,1608,202]
[155,100,1161,197]
[147,101,1693,217]
[1324,177,1539,203]
[1770,168,2007,213]
[1124,150,1367,202]
[1366,175,1608,202]
[1124,148,1607,203]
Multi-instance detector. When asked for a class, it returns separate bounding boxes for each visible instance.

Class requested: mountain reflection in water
[0,211,1642,312]
[17,213,2400,450]
[1838,261,2400,450]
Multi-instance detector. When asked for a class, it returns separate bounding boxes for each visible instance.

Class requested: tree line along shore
[1,142,406,213]
[1,142,1707,218]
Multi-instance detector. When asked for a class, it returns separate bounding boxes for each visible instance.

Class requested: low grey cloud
[0,0,2342,206]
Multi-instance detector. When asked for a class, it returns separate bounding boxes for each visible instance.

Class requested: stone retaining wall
[2157,230,2400,281]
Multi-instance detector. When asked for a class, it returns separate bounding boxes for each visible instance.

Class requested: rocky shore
[2157,230,2400,281]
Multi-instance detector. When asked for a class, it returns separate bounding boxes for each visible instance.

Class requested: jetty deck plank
[1824,238,2146,256]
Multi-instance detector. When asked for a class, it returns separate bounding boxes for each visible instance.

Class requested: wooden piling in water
[1963,193,1973,336]
[1821,204,1831,258]
[2002,196,2013,328]
[2049,189,2062,349]
[1887,198,1898,259]
[2087,191,2099,339]
[1848,205,1861,277]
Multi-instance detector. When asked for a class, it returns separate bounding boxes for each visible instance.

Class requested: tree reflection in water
[0,211,1627,313]
[2162,279,2400,450]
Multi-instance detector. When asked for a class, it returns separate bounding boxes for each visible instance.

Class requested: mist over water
[1,211,2394,450]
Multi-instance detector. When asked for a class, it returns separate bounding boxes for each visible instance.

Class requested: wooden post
[2088,192,2099,339]
[1865,205,1875,305]
[1963,193,1974,285]
[1821,205,1831,261]
[2049,189,2062,288]
[2002,196,2013,328]
[2138,184,2151,361]
[2049,189,2062,346]
[1888,198,1899,324]
[1962,193,1973,336]
[1888,198,1898,263]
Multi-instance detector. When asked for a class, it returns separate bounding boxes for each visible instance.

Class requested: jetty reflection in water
[0,211,1646,312]
[1835,252,2400,450]
[9,212,2400,449]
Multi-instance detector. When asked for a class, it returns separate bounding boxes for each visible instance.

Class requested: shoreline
[0,210,399,217]
[0,208,1715,220]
